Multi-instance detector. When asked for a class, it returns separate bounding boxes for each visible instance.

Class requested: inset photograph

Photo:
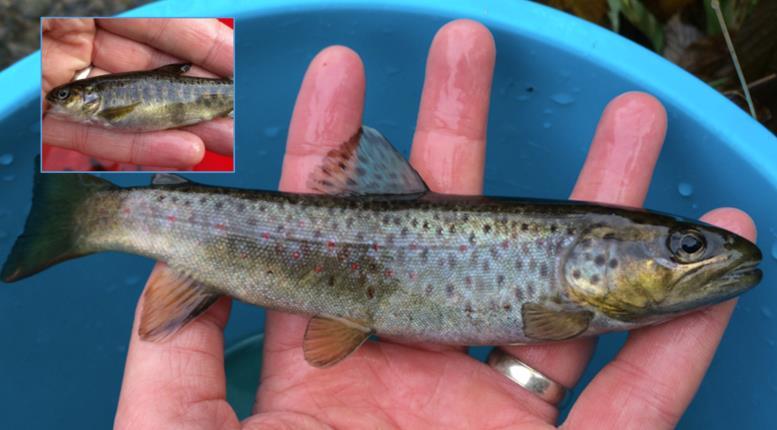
[41,17,234,172]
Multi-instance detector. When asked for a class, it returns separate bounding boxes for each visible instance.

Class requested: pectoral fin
[98,103,140,122]
[139,264,220,341]
[303,315,373,368]
[521,303,593,341]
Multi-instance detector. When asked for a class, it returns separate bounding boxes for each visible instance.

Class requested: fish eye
[55,88,70,100]
[668,229,707,263]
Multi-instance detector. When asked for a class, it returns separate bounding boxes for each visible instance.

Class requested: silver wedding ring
[487,348,568,405]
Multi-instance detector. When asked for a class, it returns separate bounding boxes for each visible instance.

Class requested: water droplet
[514,94,531,102]
[263,127,280,138]
[571,86,581,93]
[543,121,552,129]
[0,230,7,239]
[768,338,776,348]
[0,154,13,166]
[771,242,777,260]
[124,275,141,286]
[543,108,553,115]
[677,182,694,197]
[385,66,400,76]
[2,174,15,182]
[550,92,575,105]
[761,306,774,319]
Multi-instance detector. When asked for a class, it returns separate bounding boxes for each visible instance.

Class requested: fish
[45,63,233,131]
[1,126,763,368]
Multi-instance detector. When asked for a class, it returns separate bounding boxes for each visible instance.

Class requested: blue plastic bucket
[1,1,775,427]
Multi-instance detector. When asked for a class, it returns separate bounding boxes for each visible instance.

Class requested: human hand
[41,18,233,169]
[114,20,757,429]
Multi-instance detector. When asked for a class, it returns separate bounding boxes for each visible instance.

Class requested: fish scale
[0,127,762,368]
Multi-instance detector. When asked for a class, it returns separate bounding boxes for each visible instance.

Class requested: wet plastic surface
[0,1,775,428]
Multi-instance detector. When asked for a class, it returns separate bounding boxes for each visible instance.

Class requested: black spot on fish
[355,167,366,176]
[595,255,606,266]
[591,275,600,285]
[247,218,257,226]
[521,223,529,231]
[422,221,430,230]
[497,274,505,285]
[490,247,499,259]
[421,248,429,263]
[465,276,472,286]
[483,224,492,234]
[514,287,523,301]
[157,195,165,202]
[448,254,457,269]
[366,286,375,299]
[609,259,619,269]
[464,302,474,316]
[448,225,457,234]
[526,282,535,297]
[540,263,548,277]
[236,202,246,212]
[503,303,512,311]
[411,218,419,228]
[482,260,490,272]
[469,233,476,245]
[529,259,537,271]
[266,270,273,276]
[566,227,576,236]
[515,259,523,271]
[581,238,592,248]
[572,269,581,279]
[215,202,224,210]
[436,227,444,236]
[446,284,455,297]
[603,232,616,241]
[328,276,336,287]
[425,284,433,295]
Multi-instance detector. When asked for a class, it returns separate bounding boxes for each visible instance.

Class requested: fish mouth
[717,261,762,290]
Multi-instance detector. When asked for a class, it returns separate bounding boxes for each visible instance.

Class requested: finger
[93,28,219,77]
[183,118,234,156]
[42,116,205,168]
[97,18,233,77]
[115,264,237,429]
[502,92,668,390]
[41,18,95,95]
[564,208,757,430]
[259,45,365,386]
[410,19,495,195]
[408,18,494,354]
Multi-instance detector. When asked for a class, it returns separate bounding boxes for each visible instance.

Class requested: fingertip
[310,45,364,71]
[140,131,205,168]
[435,19,496,58]
[701,207,757,242]
[572,91,667,206]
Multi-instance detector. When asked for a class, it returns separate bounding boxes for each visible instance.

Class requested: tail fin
[1,161,115,282]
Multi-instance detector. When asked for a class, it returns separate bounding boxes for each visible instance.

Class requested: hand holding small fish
[114,20,757,429]
[41,18,233,169]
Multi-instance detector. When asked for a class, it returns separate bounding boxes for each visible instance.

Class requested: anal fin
[303,315,373,368]
[139,263,220,341]
[521,303,593,341]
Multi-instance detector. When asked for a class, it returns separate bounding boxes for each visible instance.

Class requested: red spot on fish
[262,232,270,240]
[408,271,417,280]
[298,220,305,228]
[167,215,177,222]
[328,240,336,249]
[216,223,225,230]
[351,263,360,271]
[409,243,418,251]
[122,208,131,214]
[384,269,393,278]
[292,251,301,260]
[314,265,323,273]
[372,242,380,251]
[459,244,468,252]
[501,240,509,249]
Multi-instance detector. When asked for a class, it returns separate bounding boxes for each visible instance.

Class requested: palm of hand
[115,20,756,430]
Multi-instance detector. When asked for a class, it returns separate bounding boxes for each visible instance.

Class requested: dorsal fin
[308,126,429,196]
[152,173,190,185]
[154,63,192,75]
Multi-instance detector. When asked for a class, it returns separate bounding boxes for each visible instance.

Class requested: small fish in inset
[45,63,233,131]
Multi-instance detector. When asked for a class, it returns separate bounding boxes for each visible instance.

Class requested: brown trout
[1,127,762,368]
[45,63,233,131]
